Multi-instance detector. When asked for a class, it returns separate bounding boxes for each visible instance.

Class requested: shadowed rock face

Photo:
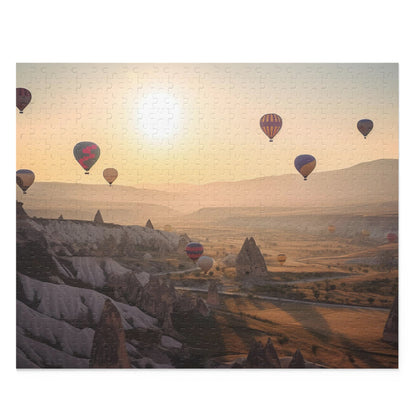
[17,201,29,219]
[246,338,281,368]
[236,237,268,279]
[289,349,306,368]
[145,219,154,229]
[382,295,398,344]
[94,210,104,224]
[207,281,219,306]
[89,299,131,368]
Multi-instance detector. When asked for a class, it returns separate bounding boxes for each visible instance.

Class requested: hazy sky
[16,63,398,185]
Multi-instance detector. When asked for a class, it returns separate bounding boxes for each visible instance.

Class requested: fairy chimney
[16,201,28,219]
[145,219,154,229]
[89,299,131,368]
[289,349,306,368]
[207,281,220,306]
[382,295,398,344]
[58,214,64,220]
[94,210,104,224]
[236,237,268,279]
[246,338,281,368]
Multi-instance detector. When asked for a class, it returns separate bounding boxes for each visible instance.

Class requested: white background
[1,1,415,415]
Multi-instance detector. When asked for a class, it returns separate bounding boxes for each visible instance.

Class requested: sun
[138,91,180,141]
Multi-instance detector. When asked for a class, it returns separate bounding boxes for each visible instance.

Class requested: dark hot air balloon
[357,119,373,139]
[185,242,204,262]
[260,114,282,142]
[294,155,316,180]
[73,142,100,174]
[103,168,118,185]
[16,169,35,194]
[16,88,32,113]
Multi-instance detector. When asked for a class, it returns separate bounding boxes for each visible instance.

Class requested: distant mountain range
[19,159,398,224]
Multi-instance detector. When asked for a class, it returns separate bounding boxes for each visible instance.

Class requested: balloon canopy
[16,169,35,194]
[73,142,100,174]
[103,168,118,185]
[387,232,398,243]
[16,88,32,113]
[294,154,316,180]
[277,254,287,265]
[260,114,282,142]
[197,256,214,274]
[357,119,374,139]
[328,225,336,233]
[185,242,204,262]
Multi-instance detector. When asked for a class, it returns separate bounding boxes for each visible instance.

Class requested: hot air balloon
[328,225,336,234]
[361,229,370,238]
[73,142,100,174]
[185,242,204,262]
[387,232,398,243]
[294,155,316,180]
[163,225,173,232]
[357,119,373,139]
[16,88,32,113]
[197,256,214,274]
[277,254,287,266]
[260,114,282,142]
[16,169,35,194]
[103,168,118,185]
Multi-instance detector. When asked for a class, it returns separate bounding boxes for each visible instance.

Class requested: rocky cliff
[16,217,204,368]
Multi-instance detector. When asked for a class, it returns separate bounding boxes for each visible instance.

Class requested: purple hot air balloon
[357,119,374,139]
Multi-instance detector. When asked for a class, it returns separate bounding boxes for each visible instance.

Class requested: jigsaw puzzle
[16,63,398,368]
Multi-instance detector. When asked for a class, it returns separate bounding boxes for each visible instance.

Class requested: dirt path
[174,286,389,312]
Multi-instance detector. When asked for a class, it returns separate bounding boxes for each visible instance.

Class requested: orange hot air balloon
[103,168,118,186]
[277,254,287,266]
[361,229,370,238]
[16,88,32,113]
[260,113,282,142]
[328,225,336,234]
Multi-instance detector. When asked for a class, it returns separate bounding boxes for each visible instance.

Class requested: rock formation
[236,237,268,279]
[58,214,64,220]
[16,201,28,219]
[207,281,220,306]
[289,349,306,368]
[94,210,104,224]
[145,219,154,229]
[89,299,131,368]
[245,338,281,368]
[382,295,398,344]
[139,276,177,320]
[177,233,191,255]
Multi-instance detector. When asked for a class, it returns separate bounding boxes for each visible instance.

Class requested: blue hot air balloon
[294,155,316,181]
